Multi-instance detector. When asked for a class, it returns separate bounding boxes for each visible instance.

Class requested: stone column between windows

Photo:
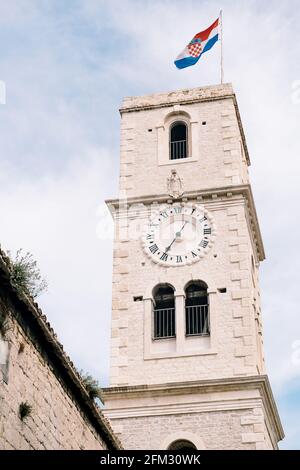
[175,294,186,354]
[207,288,217,350]
[143,297,154,358]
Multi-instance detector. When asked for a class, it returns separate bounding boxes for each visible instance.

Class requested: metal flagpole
[220,9,224,84]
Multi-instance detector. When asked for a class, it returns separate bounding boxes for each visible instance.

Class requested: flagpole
[220,9,224,84]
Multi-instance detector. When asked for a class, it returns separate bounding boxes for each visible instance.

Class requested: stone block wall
[103,377,282,450]
[109,193,264,387]
[0,318,105,449]
[111,410,271,450]
[118,84,250,199]
[0,249,120,450]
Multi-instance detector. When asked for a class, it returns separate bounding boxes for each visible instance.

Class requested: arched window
[153,284,175,339]
[185,281,209,336]
[168,439,197,450]
[170,121,188,160]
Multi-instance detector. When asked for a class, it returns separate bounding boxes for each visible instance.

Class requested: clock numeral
[176,256,183,263]
[149,244,159,254]
[203,228,211,235]
[173,206,182,214]
[146,233,154,240]
[160,211,168,219]
[199,239,209,248]
[191,251,198,258]
[160,252,168,262]
[199,216,207,223]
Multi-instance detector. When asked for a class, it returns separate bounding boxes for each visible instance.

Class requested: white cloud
[0,148,115,381]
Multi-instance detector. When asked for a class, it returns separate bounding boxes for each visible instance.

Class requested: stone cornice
[120,84,233,111]
[103,375,284,444]
[106,184,265,261]
[119,83,250,165]
[0,247,122,450]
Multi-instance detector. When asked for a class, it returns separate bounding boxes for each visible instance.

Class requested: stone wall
[109,193,265,387]
[103,377,283,450]
[0,249,120,450]
[118,83,250,199]
[103,84,284,450]
[108,84,264,388]
[113,411,258,450]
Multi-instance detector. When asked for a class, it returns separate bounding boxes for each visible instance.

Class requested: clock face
[142,204,216,267]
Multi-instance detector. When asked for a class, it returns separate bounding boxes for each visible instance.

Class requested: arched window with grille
[185,281,209,336]
[153,284,175,339]
[170,121,188,160]
[168,439,197,450]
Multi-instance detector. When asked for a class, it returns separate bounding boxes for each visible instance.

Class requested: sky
[0,0,299,449]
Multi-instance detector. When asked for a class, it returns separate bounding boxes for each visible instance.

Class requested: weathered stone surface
[104,83,283,450]
[0,312,117,450]
[0,250,120,451]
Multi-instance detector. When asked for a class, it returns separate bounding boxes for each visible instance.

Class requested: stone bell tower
[103,84,284,450]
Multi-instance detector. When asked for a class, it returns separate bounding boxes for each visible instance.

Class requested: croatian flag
[174,17,219,69]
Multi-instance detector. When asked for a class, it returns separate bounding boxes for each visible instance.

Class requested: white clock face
[142,204,216,267]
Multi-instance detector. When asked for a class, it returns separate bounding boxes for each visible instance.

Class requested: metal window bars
[170,139,187,160]
[153,307,176,339]
[153,305,209,339]
[185,304,210,336]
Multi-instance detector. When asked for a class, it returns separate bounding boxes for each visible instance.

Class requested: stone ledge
[103,375,284,446]
[120,84,234,112]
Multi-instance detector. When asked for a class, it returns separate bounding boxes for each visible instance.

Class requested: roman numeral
[173,206,182,214]
[199,216,207,223]
[146,233,154,240]
[160,211,168,219]
[160,252,168,261]
[199,239,209,248]
[149,244,159,254]
[191,251,197,258]
[203,228,211,235]
[176,256,183,263]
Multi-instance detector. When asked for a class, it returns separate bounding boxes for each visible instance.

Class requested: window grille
[170,122,188,160]
[185,282,210,336]
[153,284,176,339]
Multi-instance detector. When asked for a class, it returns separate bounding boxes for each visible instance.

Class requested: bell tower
[103,84,284,450]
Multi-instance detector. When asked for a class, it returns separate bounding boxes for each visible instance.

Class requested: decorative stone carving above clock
[167,169,184,199]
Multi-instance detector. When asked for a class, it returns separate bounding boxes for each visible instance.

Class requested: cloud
[0,148,115,382]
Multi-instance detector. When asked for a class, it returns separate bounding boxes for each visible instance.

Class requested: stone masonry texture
[104,84,284,450]
[0,249,120,450]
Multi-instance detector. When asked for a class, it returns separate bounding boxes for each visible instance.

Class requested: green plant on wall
[18,402,32,421]
[79,371,103,401]
[8,249,48,299]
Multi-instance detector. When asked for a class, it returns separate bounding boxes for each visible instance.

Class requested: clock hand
[165,238,176,253]
[165,221,188,253]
